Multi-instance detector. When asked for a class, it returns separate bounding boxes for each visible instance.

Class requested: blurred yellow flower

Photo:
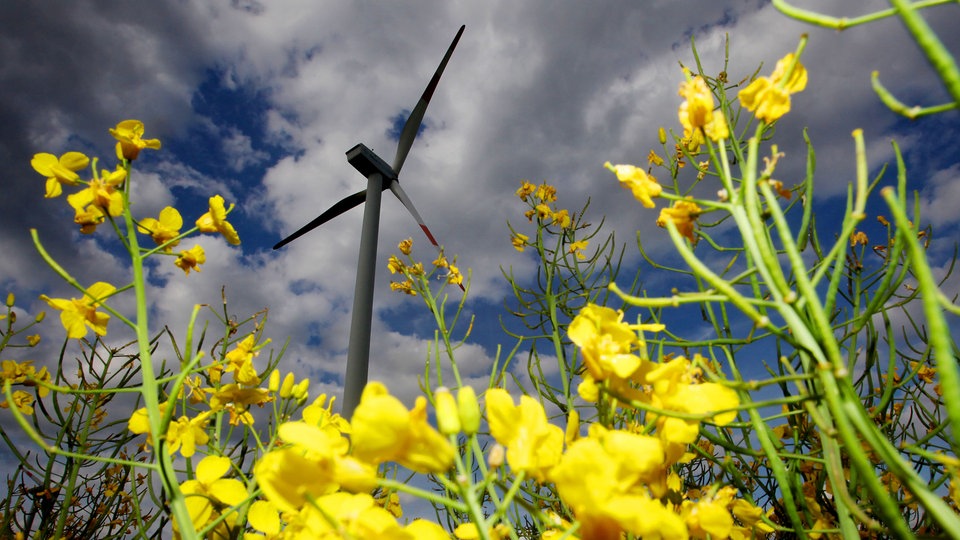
[511,232,529,252]
[174,245,206,275]
[552,208,572,229]
[678,74,729,142]
[138,206,182,251]
[398,237,413,255]
[110,119,161,161]
[605,162,662,208]
[550,425,686,540]
[445,263,463,286]
[657,199,702,244]
[31,151,89,198]
[350,382,455,473]
[567,239,589,260]
[254,421,376,513]
[224,334,261,386]
[515,180,537,201]
[390,279,417,295]
[196,195,241,245]
[40,281,116,339]
[738,53,807,123]
[0,390,35,415]
[485,388,563,481]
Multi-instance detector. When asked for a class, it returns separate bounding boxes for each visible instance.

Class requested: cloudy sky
[2,0,959,412]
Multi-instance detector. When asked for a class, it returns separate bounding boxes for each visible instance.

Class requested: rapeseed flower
[196,195,241,245]
[174,245,206,275]
[678,74,729,143]
[110,119,161,161]
[657,199,702,244]
[31,151,89,198]
[177,456,247,535]
[605,162,662,208]
[511,232,529,252]
[738,53,807,123]
[485,388,563,481]
[67,166,127,218]
[40,281,116,339]
[567,304,663,382]
[350,382,455,473]
[138,206,182,251]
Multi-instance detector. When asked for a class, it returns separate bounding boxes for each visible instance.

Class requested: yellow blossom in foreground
[568,304,663,382]
[40,282,116,339]
[485,388,564,481]
[174,245,206,275]
[657,199,702,244]
[550,424,687,540]
[31,152,89,198]
[176,456,247,535]
[110,119,161,161]
[738,53,807,123]
[351,382,455,473]
[138,206,183,251]
[515,180,537,201]
[605,161,662,208]
[254,421,376,513]
[196,195,241,245]
[398,237,413,255]
[224,333,262,385]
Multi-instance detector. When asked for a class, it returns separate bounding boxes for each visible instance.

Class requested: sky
[2,0,959,416]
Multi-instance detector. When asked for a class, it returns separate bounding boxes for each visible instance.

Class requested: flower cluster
[0,359,51,415]
[511,181,589,260]
[30,120,240,285]
[388,238,463,294]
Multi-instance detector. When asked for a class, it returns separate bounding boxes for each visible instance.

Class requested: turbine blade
[273,190,368,250]
[389,181,465,291]
[392,25,465,174]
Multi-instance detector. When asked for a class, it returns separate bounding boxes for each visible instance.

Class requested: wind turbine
[273,25,465,418]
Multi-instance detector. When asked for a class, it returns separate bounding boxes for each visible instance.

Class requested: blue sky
[2,0,959,412]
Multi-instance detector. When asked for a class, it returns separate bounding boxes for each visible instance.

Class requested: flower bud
[267,370,280,392]
[293,379,310,403]
[488,443,505,469]
[434,387,461,435]
[35,311,46,323]
[457,386,480,435]
[280,372,296,398]
[658,127,667,145]
[6,293,14,307]
[27,335,40,347]
[565,409,580,445]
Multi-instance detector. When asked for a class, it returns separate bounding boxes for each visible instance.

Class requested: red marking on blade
[420,224,440,247]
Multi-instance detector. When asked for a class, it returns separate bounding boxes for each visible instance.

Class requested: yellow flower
[511,232,529,252]
[138,206,183,251]
[536,183,558,203]
[166,411,212,458]
[552,208,572,229]
[445,263,463,286]
[738,53,807,123]
[515,180,537,201]
[387,255,405,274]
[224,334,262,386]
[605,162,662,208]
[535,203,552,220]
[350,382,455,473]
[174,245,206,275]
[73,203,106,234]
[678,74,729,142]
[657,199,702,244]
[196,195,241,245]
[0,390,36,415]
[110,119,161,161]
[66,166,127,217]
[398,237,413,255]
[177,456,247,534]
[567,239,589,260]
[568,304,660,382]
[40,282,116,339]
[390,280,417,296]
[254,421,377,513]
[31,152,89,198]
[550,425,686,540]
[648,149,665,167]
[485,388,563,481]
